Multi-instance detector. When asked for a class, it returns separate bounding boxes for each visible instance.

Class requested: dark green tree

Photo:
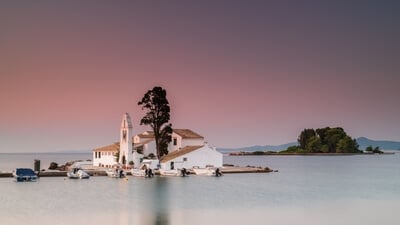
[298,128,316,149]
[325,127,346,153]
[365,145,374,152]
[316,127,330,145]
[366,146,382,154]
[138,86,173,159]
[336,136,359,153]
[289,127,360,154]
[306,136,322,153]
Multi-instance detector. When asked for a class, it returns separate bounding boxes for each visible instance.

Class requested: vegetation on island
[281,127,361,154]
[230,127,387,155]
[138,86,173,159]
[365,145,383,154]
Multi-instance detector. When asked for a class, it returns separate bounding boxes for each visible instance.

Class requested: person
[148,168,153,177]
[181,168,187,177]
[215,168,222,177]
[119,169,124,178]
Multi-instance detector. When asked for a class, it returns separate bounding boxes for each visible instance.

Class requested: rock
[48,162,58,170]
[223,163,234,167]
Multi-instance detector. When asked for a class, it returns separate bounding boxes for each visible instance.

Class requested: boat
[131,169,146,177]
[193,167,216,176]
[159,169,180,177]
[106,168,126,178]
[13,168,38,182]
[67,168,90,179]
[159,168,189,177]
[193,167,222,176]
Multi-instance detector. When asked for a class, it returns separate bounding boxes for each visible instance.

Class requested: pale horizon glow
[1,1,400,152]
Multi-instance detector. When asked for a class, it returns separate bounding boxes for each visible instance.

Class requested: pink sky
[1,1,399,152]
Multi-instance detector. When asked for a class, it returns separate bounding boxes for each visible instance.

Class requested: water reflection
[117,179,131,225]
[136,177,170,225]
[151,178,170,225]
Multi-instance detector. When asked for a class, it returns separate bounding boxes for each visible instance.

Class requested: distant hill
[356,137,400,150]
[217,142,297,153]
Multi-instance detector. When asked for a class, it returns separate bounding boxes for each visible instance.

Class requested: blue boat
[12,168,38,182]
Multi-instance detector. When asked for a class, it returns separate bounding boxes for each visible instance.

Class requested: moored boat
[193,167,216,176]
[193,167,223,177]
[106,168,126,178]
[131,169,146,177]
[13,168,38,182]
[67,168,90,179]
[159,169,180,177]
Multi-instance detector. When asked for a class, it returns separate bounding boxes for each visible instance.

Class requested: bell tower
[119,113,133,166]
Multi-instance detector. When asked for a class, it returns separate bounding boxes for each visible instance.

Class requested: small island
[230,127,388,156]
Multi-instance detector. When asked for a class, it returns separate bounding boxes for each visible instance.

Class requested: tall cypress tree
[138,86,173,159]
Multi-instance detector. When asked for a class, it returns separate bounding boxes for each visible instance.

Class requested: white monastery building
[93,113,223,169]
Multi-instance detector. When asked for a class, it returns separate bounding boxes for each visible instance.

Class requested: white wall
[168,133,182,151]
[143,141,157,156]
[161,145,223,170]
[181,138,204,148]
[168,132,205,152]
[93,151,117,167]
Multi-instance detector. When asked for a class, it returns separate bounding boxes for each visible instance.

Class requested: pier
[0,166,274,178]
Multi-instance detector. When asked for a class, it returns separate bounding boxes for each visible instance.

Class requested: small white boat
[13,168,38,182]
[67,168,90,179]
[131,169,146,177]
[193,168,216,176]
[159,169,180,177]
[106,169,126,178]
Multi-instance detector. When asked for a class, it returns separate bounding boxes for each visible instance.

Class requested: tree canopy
[138,86,173,159]
[284,127,361,154]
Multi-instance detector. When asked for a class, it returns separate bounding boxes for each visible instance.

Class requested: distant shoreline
[229,152,396,156]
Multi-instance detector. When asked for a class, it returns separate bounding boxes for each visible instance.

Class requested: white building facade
[134,129,223,169]
[93,143,119,167]
[94,114,223,169]
[159,144,223,170]
[93,113,143,168]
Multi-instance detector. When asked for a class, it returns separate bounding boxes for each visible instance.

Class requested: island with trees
[230,127,387,155]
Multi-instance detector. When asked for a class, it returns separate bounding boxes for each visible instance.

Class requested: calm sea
[0,153,399,225]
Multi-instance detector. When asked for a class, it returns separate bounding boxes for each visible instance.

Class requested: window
[173,138,177,146]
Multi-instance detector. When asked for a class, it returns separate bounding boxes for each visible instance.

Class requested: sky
[1,1,399,153]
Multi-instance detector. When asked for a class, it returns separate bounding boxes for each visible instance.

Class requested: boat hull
[13,168,38,182]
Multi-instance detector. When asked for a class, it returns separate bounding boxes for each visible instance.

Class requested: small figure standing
[147,168,153,177]
[181,168,187,177]
[215,168,222,177]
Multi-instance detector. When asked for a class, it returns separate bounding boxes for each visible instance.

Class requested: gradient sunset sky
[1,1,399,153]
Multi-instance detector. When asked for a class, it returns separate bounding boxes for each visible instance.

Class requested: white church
[93,113,223,170]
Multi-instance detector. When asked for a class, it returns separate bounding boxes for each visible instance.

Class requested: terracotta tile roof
[133,139,154,148]
[93,142,120,152]
[173,129,204,139]
[160,145,204,163]
[137,131,155,138]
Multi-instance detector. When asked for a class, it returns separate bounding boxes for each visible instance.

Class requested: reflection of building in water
[117,180,132,225]
[138,178,170,225]
[93,113,223,170]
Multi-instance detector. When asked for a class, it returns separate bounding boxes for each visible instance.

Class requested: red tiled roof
[173,129,204,139]
[93,142,119,152]
[160,145,204,163]
[137,131,155,138]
